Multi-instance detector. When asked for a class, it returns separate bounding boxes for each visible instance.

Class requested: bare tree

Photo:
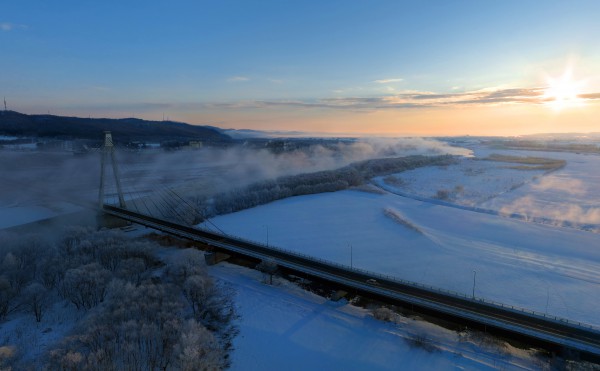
[22,282,48,322]
[0,277,14,319]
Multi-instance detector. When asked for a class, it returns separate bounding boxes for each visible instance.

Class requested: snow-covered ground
[374,146,600,233]
[0,203,82,229]
[476,149,600,229]
[212,262,547,370]
[376,157,547,207]
[201,189,600,328]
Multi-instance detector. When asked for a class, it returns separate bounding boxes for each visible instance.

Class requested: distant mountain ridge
[0,111,231,143]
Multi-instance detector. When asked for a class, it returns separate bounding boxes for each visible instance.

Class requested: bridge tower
[98,131,126,209]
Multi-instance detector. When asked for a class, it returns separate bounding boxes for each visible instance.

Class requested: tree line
[166,155,455,223]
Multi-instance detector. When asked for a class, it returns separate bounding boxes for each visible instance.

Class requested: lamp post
[263,225,269,247]
[472,270,477,299]
[545,287,549,314]
[350,244,353,268]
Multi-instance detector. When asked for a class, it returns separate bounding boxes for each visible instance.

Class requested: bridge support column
[97,212,130,229]
[205,252,231,265]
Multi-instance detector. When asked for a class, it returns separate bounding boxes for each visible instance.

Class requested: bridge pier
[97,211,130,229]
[204,251,231,265]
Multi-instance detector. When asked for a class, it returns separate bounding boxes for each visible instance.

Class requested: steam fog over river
[0,138,469,228]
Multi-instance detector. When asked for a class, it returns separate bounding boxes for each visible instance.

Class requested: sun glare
[543,67,585,111]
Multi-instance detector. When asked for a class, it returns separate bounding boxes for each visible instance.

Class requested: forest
[0,228,235,370]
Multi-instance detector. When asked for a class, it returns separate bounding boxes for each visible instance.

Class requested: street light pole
[262,225,269,247]
[472,270,477,299]
[350,244,353,268]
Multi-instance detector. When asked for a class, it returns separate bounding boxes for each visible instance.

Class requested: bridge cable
[165,187,227,235]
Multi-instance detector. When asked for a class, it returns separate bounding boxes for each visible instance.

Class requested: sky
[2,0,600,136]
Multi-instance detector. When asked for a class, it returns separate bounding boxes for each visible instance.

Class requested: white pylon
[98,131,126,209]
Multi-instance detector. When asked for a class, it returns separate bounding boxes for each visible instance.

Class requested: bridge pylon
[97,131,130,229]
[98,131,126,209]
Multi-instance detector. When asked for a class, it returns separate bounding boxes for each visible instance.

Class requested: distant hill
[0,111,231,143]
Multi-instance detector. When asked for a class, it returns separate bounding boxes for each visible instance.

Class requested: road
[103,204,600,361]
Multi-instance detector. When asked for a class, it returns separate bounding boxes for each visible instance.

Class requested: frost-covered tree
[166,248,207,286]
[0,277,14,319]
[60,263,111,310]
[256,259,278,285]
[22,282,48,322]
[2,252,31,295]
[1,228,235,369]
[116,257,147,284]
[174,319,223,371]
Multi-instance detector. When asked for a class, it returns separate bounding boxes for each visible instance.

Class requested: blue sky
[2,1,600,135]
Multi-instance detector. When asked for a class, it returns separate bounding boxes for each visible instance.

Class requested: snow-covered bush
[434,189,450,200]
[383,208,424,234]
[372,307,396,322]
[405,334,439,353]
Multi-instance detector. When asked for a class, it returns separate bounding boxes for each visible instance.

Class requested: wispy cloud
[71,85,600,115]
[227,76,250,82]
[373,78,404,84]
[1,22,27,31]
[197,85,600,111]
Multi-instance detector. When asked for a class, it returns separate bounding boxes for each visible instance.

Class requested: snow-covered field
[0,203,82,229]
[374,146,600,233]
[201,189,600,328]
[477,149,600,229]
[376,157,548,207]
[212,262,547,370]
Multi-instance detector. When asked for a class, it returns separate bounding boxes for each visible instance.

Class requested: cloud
[579,93,600,100]
[1,23,27,31]
[67,84,600,116]
[373,78,404,84]
[227,76,249,82]
[198,85,600,112]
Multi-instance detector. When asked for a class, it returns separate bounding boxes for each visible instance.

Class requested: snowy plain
[201,146,600,328]
[212,262,546,371]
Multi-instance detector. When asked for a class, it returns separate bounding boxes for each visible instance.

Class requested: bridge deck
[103,205,600,361]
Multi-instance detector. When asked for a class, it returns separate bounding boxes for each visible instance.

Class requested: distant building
[188,141,203,149]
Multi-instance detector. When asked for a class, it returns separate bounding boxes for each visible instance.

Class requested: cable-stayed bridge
[97,132,600,362]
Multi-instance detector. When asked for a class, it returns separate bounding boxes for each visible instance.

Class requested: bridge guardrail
[199,226,599,333]
[105,205,600,333]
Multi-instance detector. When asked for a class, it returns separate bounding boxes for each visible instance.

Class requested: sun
[543,67,585,111]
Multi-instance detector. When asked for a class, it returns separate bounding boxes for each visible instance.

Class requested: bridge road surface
[103,204,600,361]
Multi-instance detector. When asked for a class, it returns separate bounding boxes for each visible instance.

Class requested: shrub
[434,189,450,200]
[372,307,396,322]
